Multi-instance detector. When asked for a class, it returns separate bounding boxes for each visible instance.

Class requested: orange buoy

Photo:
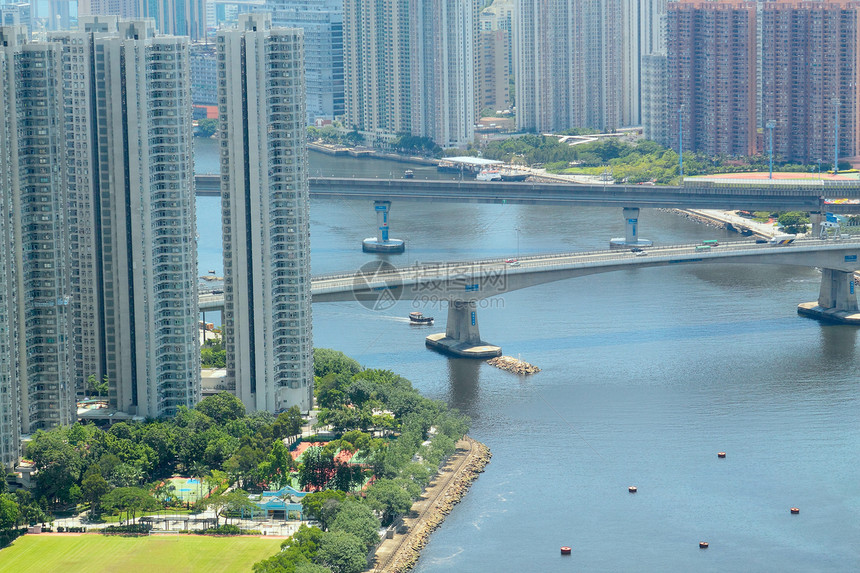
[717,452,726,458]
[790,507,799,514]
[560,546,572,555]
[628,486,637,493]
[699,542,709,549]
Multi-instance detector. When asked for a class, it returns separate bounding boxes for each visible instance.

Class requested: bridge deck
[193,174,860,213]
[198,238,860,308]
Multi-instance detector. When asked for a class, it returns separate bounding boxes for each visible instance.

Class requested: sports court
[164,477,206,503]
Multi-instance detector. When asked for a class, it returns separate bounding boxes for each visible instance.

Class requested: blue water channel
[195,139,860,571]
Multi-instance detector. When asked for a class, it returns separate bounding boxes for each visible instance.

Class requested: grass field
[0,534,283,573]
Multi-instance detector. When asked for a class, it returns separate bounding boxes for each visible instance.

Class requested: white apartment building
[51,18,200,418]
[0,26,74,467]
[343,0,478,148]
[621,0,667,127]
[218,13,313,413]
[342,0,412,144]
[514,0,666,132]
[191,42,218,106]
[412,0,477,148]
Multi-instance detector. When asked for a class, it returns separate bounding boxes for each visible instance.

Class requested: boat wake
[423,547,464,564]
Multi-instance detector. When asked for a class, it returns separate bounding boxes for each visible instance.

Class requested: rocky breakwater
[487,355,541,375]
[379,437,491,573]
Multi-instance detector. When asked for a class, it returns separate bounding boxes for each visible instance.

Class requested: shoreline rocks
[487,355,541,375]
[379,437,491,573]
[663,208,729,230]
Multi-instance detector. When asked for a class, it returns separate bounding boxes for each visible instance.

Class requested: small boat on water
[207,269,216,275]
[476,168,502,181]
[409,311,434,324]
[500,169,529,182]
[404,169,414,178]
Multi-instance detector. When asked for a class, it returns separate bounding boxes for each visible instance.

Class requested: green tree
[196,118,219,138]
[298,447,334,491]
[301,490,346,531]
[85,374,108,397]
[196,391,246,424]
[150,480,177,507]
[258,440,295,490]
[81,466,111,514]
[365,478,414,525]
[26,429,83,507]
[329,500,380,551]
[317,531,367,573]
[273,407,304,440]
[777,211,809,235]
[101,487,160,524]
[200,491,230,527]
[313,349,361,379]
[252,525,329,573]
[222,489,258,523]
[205,469,228,497]
[0,494,20,531]
[201,338,226,368]
[329,462,364,493]
[224,444,264,489]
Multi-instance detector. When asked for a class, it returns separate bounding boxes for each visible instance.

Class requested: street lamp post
[766,120,776,179]
[678,105,685,178]
[515,227,521,259]
[832,96,841,175]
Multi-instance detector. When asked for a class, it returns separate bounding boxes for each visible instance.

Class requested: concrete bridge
[201,238,860,357]
[194,173,860,213]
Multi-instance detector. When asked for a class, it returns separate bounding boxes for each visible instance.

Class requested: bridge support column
[798,268,860,323]
[610,207,653,249]
[425,300,502,358]
[363,200,405,253]
[809,212,824,238]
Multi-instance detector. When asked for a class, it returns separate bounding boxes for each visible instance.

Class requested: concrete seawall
[371,436,491,572]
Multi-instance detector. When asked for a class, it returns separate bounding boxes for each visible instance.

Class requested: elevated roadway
[194,173,860,213]
[201,238,860,356]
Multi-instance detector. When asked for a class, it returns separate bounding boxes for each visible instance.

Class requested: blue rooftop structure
[251,485,308,519]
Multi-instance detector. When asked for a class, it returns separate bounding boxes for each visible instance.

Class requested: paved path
[371,438,477,572]
[684,209,779,238]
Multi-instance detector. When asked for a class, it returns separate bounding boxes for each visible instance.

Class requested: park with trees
[1,349,471,573]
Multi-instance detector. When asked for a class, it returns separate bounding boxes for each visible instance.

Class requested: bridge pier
[809,212,824,238]
[798,268,860,323]
[610,207,653,249]
[363,200,405,253]
[425,300,502,358]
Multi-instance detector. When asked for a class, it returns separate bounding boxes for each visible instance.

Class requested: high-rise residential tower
[514,0,623,133]
[218,13,313,413]
[760,1,860,164]
[621,0,667,127]
[78,0,141,21]
[0,3,33,37]
[261,0,344,124]
[411,0,478,148]
[666,1,757,157]
[51,17,200,418]
[0,26,73,464]
[343,0,412,144]
[81,0,208,39]
[343,0,477,147]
